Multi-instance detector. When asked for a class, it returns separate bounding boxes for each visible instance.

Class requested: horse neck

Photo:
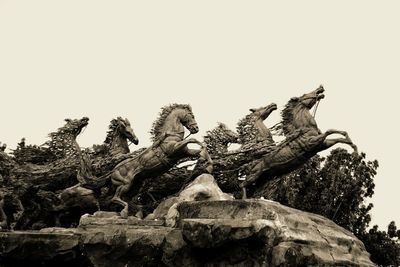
[160,111,185,138]
[55,133,81,158]
[110,133,129,154]
[291,105,319,131]
[253,118,274,144]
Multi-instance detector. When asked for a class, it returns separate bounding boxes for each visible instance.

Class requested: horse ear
[290,97,299,102]
[125,118,131,126]
[249,108,256,112]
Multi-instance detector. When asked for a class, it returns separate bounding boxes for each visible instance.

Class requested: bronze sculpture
[203,103,278,194]
[240,86,358,198]
[0,88,359,227]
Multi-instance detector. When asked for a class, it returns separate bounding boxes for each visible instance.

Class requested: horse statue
[236,102,278,153]
[88,117,140,176]
[107,104,211,217]
[0,117,91,230]
[240,86,358,198]
[202,103,278,194]
[100,117,139,156]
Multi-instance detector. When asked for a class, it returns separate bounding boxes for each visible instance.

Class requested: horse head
[238,103,277,145]
[291,85,325,109]
[179,108,199,134]
[63,117,89,137]
[249,102,278,120]
[115,117,139,145]
[281,85,325,136]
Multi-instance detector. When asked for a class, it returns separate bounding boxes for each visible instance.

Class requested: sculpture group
[0,86,357,229]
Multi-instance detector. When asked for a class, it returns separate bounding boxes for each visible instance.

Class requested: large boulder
[146,173,233,226]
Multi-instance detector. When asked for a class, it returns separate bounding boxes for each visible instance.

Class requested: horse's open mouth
[270,103,278,110]
[80,117,90,127]
[316,86,325,100]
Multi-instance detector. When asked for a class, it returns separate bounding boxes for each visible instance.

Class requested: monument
[0,87,376,266]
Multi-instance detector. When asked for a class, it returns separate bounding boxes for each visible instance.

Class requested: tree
[359,224,400,266]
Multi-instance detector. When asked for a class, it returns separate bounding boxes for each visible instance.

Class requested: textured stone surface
[0,199,376,267]
[177,200,376,266]
[146,173,233,226]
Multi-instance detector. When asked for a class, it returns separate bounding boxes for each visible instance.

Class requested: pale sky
[1,1,399,229]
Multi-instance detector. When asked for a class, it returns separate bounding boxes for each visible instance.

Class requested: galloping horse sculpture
[109,104,211,217]
[203,103,278,194]
[240,86,358,198]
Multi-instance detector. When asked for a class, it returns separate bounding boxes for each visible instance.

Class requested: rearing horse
[240,86,357,198]
[110,104,210,217]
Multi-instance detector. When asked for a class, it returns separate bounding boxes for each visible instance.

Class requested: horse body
[109,104,210,217]
[241,86,358,198]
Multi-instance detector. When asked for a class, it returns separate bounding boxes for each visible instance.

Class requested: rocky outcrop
[176,200,375,266]
[0,198,376,267]
[146,173,234,226]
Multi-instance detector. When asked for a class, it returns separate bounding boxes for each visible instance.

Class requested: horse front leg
[323,129,358,152]
[323,138,358,153]
[173,138,203,152]
[185,144,213,173]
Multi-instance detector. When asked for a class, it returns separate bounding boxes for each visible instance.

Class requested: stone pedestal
[0,199,376,266]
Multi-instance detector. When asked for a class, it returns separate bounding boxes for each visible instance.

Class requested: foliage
[359,223,400,266]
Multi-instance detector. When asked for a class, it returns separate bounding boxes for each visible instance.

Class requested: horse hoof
[135,210,143,219]
[120,209,129,219]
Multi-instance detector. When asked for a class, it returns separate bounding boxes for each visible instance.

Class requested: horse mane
[150,104,193,142]
[280,98,298,136]
[204,123,226,144]
[104,117,122,146]
[236,113,259,144]
[45,118,83,158]
[204,123,233,155]
[47,119,81,142]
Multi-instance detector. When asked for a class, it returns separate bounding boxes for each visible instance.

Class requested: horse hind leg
[111,184,131,218]
[323,130,358,153]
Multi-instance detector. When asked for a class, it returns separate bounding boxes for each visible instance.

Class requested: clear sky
[1,1,399,229]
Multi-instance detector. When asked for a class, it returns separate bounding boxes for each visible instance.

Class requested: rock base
[0,200,376,267]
